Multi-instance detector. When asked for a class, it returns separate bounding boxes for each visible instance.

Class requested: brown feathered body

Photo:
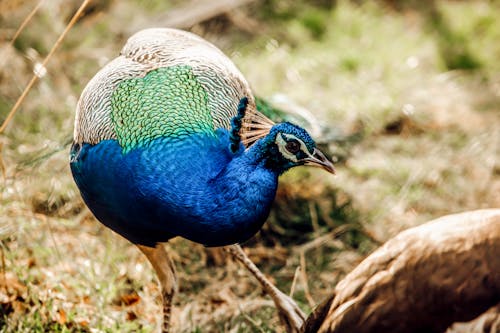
[306,209,500,333]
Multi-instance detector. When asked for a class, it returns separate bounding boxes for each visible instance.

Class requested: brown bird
[302,209,500,333]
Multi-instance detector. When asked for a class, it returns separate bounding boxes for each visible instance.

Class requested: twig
[9,0,45,47]
[289,266,300,297]
[0,0,91,134]
[0,242,6,293]
[238,305,266,333]
[294,226,349,255]
[309,201,319,232]
[0,142,5,182]
[299,251,315,308]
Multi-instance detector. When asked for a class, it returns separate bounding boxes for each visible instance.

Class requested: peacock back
[74,28,271,151]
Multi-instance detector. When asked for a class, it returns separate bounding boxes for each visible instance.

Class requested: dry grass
[0,0,499,332]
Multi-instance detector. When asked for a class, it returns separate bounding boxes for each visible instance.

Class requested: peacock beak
[303,148,336,174]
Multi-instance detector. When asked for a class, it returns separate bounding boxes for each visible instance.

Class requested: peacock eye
[285,140,300,154]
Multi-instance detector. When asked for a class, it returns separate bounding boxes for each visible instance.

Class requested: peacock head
[260,122,335,175]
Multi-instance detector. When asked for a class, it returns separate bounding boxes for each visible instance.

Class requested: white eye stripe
[275,133,310,162]
[281,133,310,155]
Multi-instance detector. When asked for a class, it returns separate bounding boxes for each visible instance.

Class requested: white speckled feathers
[74,28,273,146]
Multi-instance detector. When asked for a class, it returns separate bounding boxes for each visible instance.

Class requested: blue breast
[70,130,278,247]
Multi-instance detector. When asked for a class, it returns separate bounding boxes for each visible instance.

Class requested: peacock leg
[137,243,177,333]
[225,244,306,333]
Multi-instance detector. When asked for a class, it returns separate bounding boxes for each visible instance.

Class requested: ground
[0,1,498,332]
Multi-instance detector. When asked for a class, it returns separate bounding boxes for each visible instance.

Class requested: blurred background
[0,0,498,331]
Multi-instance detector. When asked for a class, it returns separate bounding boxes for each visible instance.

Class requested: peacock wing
[74,28,273,150]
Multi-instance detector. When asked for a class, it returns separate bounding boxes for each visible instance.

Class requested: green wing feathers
[75,28,275,149]
[111,66,214,152]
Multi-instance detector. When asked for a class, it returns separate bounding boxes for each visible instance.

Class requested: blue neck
[142,132,280,246]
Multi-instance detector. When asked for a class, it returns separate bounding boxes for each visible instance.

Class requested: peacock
[302,209,500,333]
[70,28,334,332]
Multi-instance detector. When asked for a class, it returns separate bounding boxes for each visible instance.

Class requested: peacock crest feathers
[239,108,275,146]
[74,28,274,151]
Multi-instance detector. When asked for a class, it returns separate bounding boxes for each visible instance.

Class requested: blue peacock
[70,28,334,332]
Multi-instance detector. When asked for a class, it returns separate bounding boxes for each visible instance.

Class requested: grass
[0,0,499,332]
